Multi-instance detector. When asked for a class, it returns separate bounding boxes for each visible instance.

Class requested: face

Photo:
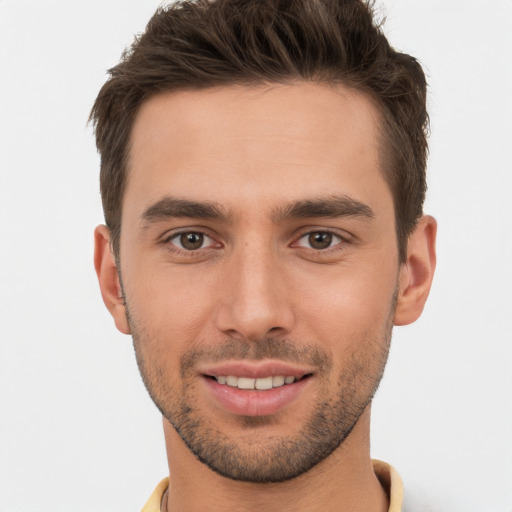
[118,83,401,482]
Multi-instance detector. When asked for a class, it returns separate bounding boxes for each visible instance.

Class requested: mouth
[199,361,315,416]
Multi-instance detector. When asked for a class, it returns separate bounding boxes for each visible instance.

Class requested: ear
[394,215,437,326]
[94,225,131,334]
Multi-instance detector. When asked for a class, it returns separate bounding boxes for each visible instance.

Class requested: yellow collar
[141,459,403,512]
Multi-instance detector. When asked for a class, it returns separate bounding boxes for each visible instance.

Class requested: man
[90,0,436,510]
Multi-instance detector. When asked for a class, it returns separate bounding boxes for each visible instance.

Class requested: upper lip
[198,360,314,379]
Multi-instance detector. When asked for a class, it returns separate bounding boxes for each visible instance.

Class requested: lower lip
[202,376,311,416]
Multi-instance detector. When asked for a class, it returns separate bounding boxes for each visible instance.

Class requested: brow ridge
[141,197,232,225]
[140,194,374,227]
[272,195,375,223]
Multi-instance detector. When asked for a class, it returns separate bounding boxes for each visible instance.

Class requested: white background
[0,1,511,511]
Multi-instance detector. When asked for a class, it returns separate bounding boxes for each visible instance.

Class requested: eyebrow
[140,194,374,227]
[140,197,233,226]
[271,195,375,222]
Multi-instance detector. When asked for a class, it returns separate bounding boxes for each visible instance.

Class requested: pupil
[309,232,332,249]
[181,232,203,250]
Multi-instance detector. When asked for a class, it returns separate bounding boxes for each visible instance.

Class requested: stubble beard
[126,299,395,483]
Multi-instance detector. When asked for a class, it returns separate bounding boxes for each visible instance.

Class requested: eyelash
[292,231,345,251]
[162,229,349,254]
[163,231,219,254]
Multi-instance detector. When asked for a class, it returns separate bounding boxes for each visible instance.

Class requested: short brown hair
[90,0,428,262]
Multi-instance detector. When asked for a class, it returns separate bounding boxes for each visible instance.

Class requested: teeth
[226,376,238,387]
[272,376,285,387]
[215,375,297,389]
[255,376,273,390]
[237,377,255,390]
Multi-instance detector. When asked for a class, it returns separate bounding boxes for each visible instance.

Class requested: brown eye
[294,231,343,250]
[168,232,211,251]
[179,232,204,250]
[308,232,333,249]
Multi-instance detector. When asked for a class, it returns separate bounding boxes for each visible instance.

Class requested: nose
[214,243,295,341]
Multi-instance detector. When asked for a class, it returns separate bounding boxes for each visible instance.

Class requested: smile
[203,371,313,416]
[214,375,305,390]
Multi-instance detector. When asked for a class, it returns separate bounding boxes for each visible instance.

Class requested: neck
[161,407,388,512]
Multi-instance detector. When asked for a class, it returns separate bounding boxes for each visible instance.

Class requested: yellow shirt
[141,459,403,512]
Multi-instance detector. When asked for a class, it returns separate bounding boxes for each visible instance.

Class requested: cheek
[123,259,219,345]
[292,262,398,352]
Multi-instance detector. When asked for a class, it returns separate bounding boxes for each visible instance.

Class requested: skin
[95,83,436,512]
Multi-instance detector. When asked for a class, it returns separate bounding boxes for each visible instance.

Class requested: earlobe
[94,225,131,335]
[394,215,437,326]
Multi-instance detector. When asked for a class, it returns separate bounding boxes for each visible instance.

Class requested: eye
[294,231,343,250]
[167,232,215,251]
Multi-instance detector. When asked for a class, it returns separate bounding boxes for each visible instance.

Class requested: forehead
[126,82,388,216]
